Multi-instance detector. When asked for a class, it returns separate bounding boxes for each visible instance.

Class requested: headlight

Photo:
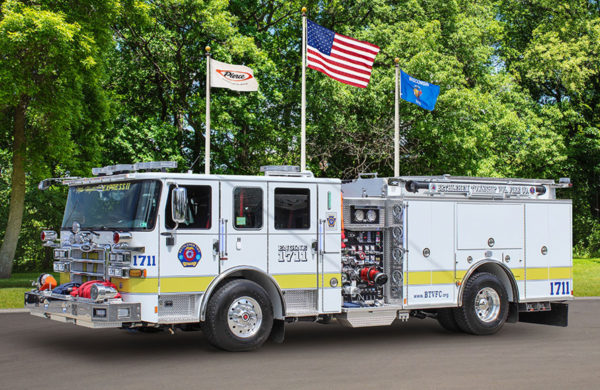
[354,209,365,222]
[53,262,68,272]
[108,266,129,278]
[366,209,377,222]
[53,249,69,259]
[109,252,131,263]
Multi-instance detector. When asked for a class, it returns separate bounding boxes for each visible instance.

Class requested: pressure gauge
[354,209,365,222]
[366,209,377,222]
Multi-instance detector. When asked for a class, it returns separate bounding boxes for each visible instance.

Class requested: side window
[274,188,310,230]
[234,187,263,229]
[165,185,211,229]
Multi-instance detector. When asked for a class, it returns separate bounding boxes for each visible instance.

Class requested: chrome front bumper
[25,290,141,328]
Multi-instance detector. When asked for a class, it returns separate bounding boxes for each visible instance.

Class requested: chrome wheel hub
[474,287,501,323]
[227,296,262,338]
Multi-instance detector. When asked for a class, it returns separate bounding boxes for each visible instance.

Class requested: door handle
[219,218,228,260]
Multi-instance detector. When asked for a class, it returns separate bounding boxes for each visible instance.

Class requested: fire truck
[26,162,572,351]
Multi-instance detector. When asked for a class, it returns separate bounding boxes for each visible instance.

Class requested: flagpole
[301,6,307,172]
[394,58,400,177]
[205,46,211,175]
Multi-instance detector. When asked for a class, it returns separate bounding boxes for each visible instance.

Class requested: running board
[336,307,409,328]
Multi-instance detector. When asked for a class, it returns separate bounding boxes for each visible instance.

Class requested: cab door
[268,182,318,315]
[159,181,219,295]
[219,181,268,272]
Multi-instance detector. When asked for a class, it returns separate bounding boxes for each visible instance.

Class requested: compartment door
[525,203,572,299]
[406,201,456,307]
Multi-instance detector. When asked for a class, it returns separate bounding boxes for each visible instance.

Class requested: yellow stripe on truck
[526,267,571,280]
[112,273,340,294]
[511,268,525,281]
[273,274,318,289]
[549,267,571,280]
[432,271,455,284]
[112,277,158,294]
[408,271,432,285]
[406,267,570,286]
[160,276,214,293]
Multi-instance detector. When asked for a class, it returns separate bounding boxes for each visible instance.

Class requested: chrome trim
[474,287,501,322]
[25,291,141,328]
[457,260,519,306]
[199,266,286,321]
[227,296,263,338]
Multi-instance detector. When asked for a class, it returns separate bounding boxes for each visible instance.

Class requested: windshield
[62,180,162,231]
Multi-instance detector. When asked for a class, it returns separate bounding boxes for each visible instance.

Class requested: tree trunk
[0,96,28,279]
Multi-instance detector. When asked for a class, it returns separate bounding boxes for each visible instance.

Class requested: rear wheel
[454,272,508,335]
[203,279,273,351]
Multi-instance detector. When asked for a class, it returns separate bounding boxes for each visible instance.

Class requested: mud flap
[518,303,568,327]
[270,319,285,344]
[507,302,518,323]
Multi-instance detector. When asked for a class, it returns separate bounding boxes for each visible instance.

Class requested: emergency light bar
[260,165,314,178]
[260,165,300,173]
[92,161,177,176]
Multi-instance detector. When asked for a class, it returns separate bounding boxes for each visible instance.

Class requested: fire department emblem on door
[178,242,202,267]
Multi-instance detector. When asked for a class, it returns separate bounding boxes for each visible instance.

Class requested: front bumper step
[25,291,141,328]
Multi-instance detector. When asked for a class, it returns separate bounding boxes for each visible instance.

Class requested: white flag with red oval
[210,59,258,91]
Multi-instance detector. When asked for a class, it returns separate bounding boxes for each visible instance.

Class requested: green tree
[107,0,278,174]
[0,0,116,277]
[498,0,600,252]
[227,0,565,180]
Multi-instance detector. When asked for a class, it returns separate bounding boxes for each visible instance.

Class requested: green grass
[0,272,56,288]
[0,288,29,309]
[0,261,598,309]
[573,258,600,297]
[0,272,57,309]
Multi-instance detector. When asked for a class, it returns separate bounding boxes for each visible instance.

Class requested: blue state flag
[400,70,440,111]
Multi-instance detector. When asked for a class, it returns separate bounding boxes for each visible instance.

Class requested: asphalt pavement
[2,299,599,390]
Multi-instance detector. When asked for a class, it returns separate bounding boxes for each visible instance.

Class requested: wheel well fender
[458,260,519,306]
[200,266,286,321]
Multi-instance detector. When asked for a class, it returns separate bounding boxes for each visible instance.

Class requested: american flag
[306,19,380,88]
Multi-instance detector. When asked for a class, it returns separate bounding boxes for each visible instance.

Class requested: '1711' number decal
[133,255,156,267]
[549,281,569,296]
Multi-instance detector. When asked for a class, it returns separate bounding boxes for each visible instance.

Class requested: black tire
[203,279,273,351]
[454,272,509,335]
[436,308,460,332]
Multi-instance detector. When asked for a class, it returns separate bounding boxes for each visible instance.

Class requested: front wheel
[454,272,508,335]
[203,279,273,351]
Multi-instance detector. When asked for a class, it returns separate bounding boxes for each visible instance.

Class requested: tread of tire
[203,279,272,351]
[454,271,508,335]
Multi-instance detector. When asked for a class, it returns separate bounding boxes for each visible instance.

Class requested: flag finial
[205,46,211,53]
[394,57,400,64]
[301,7,307,14]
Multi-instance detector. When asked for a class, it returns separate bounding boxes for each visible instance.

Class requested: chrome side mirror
[171,187,188,224]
